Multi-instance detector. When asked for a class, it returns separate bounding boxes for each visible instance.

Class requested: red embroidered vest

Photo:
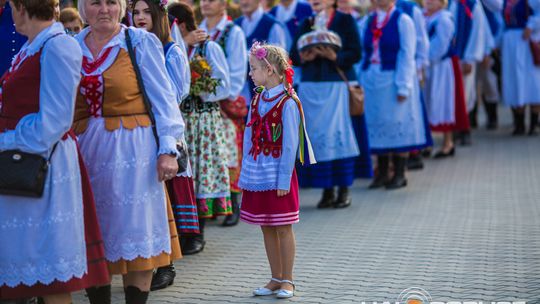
[247,91,289,159]
[0,51,42,132]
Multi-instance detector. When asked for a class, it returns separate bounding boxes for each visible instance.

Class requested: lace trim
[0,254,86,287]
[103,229,172,262]
[238,181,280,192]
[94,188,163,207]
[92,156,152,173]
[1,208,82,231]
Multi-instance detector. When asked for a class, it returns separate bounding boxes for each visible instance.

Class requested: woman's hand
[523,27,532,40]
[277,189,290,197]
[397,95,407,102]
[461,62,473,76]
[299,49,317,63]
[184,29,208,46]
[157,154,178,181]
[315,46,337,62]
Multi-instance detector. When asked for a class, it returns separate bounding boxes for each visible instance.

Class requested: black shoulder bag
[125,28,188,173]
[0,34,62,198]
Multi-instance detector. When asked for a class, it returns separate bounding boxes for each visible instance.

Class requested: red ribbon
[80,75,103,117]
[459,0,473,19]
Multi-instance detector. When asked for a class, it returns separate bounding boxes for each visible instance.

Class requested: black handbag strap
[124,28,160,148]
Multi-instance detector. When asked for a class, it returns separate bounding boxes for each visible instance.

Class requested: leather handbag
[125,29,188,173]
[336,66,365,116]
[0,144,58,198]
[530,40,540,66]
[219,96,248,119]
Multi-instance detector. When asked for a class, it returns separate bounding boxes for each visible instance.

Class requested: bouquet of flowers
[189,55,221,96]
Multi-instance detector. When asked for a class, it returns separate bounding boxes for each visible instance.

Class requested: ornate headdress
[135,0,168,11]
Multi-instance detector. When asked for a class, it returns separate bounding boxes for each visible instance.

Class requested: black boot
[512,110,526,136]
[459,131,472,146]
[222,193,240,226]
[333,187,352,208]
[86,285,111,304]
[483,101,498,130]
[406,152,424,170]
[317,188,336,209]
[124,286,149,304]
[385,155,407,190]
[150,264,176,291]
[528,112,539,136]
[369,155,390,189]
[182,217,205,255]
[469,103,478,128]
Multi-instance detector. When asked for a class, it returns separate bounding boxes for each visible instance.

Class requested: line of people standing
[1,0,539,302]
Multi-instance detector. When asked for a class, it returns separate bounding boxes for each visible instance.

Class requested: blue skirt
[297,114,373,188]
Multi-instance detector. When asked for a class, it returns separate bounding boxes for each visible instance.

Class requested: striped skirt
[240,171,299,226]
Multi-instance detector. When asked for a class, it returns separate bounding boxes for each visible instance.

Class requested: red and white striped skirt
[240,171,299,226]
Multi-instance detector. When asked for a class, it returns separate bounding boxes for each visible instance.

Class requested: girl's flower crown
[149,0,168,11]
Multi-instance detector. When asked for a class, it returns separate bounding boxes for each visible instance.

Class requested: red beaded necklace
[261,90,285,102]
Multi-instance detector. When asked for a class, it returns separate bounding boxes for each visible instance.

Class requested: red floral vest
[246,91,290,159]
[0,51,42,132]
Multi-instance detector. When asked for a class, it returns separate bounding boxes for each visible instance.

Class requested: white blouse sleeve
[166,44,191,103]
[135,30,184,156]
[226,26,248,100]
[481,0,503,12]
[0,35,82,155]
[277,100,300,191]
[412,6,430,69]
[395,14,417,97]
[429,14,455,62]
[201,41,230,102]
[268,23,289,50]
[527,0,540,33]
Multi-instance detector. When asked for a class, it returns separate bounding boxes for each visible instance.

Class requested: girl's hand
[397,95,407,102]
[461,62,473,76]
[157,154,178,181]
[277,189,290,197]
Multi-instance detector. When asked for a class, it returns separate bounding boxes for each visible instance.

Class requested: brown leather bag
[336,67,364,116]
[530,41,540,66]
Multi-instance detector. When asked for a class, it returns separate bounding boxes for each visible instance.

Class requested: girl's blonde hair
[250,43,294,93]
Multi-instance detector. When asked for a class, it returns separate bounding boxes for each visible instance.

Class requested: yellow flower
[199,59,210,71]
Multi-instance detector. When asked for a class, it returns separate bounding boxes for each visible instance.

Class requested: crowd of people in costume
[0,0,539,302]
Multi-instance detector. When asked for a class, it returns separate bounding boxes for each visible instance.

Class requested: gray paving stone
[71,112,540,303]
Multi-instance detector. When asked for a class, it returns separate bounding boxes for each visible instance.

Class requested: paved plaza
[74,114,540,303]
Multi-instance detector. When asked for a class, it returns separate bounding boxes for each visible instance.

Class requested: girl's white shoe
[275,280,295,299]
[253,278,281,296]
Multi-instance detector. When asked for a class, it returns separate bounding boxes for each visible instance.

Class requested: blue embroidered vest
[0,2,27,76]
[269,2,313,40]
[503,0,529,28]
[362,10,401,71]
[452,0,476,59]
[396,0,416,17]
[235,13,278,48]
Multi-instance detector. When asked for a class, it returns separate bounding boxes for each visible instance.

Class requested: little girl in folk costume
[239,42,315,299]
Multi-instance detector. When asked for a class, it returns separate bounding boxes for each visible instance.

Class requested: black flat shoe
[433,147,455,158]
[182,236,205,255]
[317,188,336,209]
[407,154,424,170]
[368,176,389,189]
[151,264,176,291]
[333,187,351,208]
[222,193,240,226]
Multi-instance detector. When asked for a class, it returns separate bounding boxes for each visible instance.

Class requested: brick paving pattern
[73,116,540,304]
